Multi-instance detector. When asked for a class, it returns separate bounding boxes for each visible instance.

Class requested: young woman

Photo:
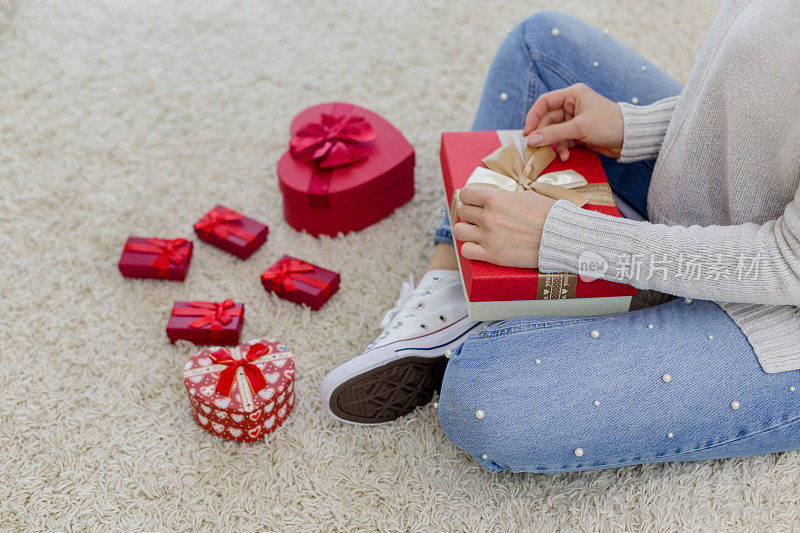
[321,2,800,473]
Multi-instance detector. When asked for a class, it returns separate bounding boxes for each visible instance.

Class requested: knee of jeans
[438,334,597,471]
[437,343,517,466]
[516,11,583,55]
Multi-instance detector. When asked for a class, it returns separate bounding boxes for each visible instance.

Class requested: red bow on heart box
[290,113,377,169]
[261,255,340,311]
[167,299,245,346]
[183,338,295,443]
[209,343,273,397]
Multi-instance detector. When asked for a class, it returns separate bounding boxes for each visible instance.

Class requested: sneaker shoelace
[378,274,416,331]
[368,274,434,349]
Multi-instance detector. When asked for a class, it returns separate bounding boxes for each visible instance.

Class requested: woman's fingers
[533,108,566,130]
[457,204,484,226]
[460,241,489,262]
[527,117,584,147]
[555,141,570,161]
[555,139,576,161]
[523,85,579,135]
[458,186,492,207]
[452,221,484,244]
[532,106,576,159]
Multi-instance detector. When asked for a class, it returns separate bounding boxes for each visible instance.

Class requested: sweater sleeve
[617,96,680,163]
[538,191,800,306]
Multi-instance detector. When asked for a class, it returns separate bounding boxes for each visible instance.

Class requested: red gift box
[194,205,268,260]
[277,102,415,237]
[118,237,193,281]
[167,299,244,346]
[184,338,295,443]
[441,130,637,320]
[261,255,340,311]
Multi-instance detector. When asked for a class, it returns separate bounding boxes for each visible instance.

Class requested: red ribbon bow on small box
[194,207,256,244]
[208,342,272,397]
[123,238,190,274]
[261,258,328,292]
[173,299,242,330]
[289,113,377,169]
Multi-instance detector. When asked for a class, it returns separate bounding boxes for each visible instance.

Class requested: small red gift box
[277,102,415,237]
[441,130,637,321]
[261,255,340,311]
[167,299,244,346]
[184,338,295,443]
[194,205,268,260]
[118,237,193,281]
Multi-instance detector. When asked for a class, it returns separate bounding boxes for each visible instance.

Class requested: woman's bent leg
[438,299,800,473]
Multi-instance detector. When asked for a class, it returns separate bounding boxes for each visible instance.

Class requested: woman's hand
[523,83,624,161]
[453,187,556,268]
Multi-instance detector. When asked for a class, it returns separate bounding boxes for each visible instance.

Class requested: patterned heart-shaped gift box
[183,338,295,443]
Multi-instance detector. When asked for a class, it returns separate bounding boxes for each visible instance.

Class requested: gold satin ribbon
[450,133,615,222]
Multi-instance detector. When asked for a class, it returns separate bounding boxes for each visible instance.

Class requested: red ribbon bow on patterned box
[124,238,190,275]
[194,207,256,244]
[208,342,272,397]
[289,113,377,169]
[261,258,329,293]
[173,299,242,330]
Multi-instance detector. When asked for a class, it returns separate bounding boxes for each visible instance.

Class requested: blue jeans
[436,12,800,473]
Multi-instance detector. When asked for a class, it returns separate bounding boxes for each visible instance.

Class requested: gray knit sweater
[538,0,800,373]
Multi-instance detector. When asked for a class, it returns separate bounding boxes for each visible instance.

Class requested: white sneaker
[320,270,486,425]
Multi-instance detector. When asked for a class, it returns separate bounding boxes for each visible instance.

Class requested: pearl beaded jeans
[436,11,800,473]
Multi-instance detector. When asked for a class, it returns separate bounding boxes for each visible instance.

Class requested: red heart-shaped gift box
[277,102,415,237]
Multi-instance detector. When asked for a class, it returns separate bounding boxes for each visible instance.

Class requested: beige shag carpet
[7,0,799,531]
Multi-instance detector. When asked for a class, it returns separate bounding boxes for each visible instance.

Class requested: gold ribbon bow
[451,131,615,221]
